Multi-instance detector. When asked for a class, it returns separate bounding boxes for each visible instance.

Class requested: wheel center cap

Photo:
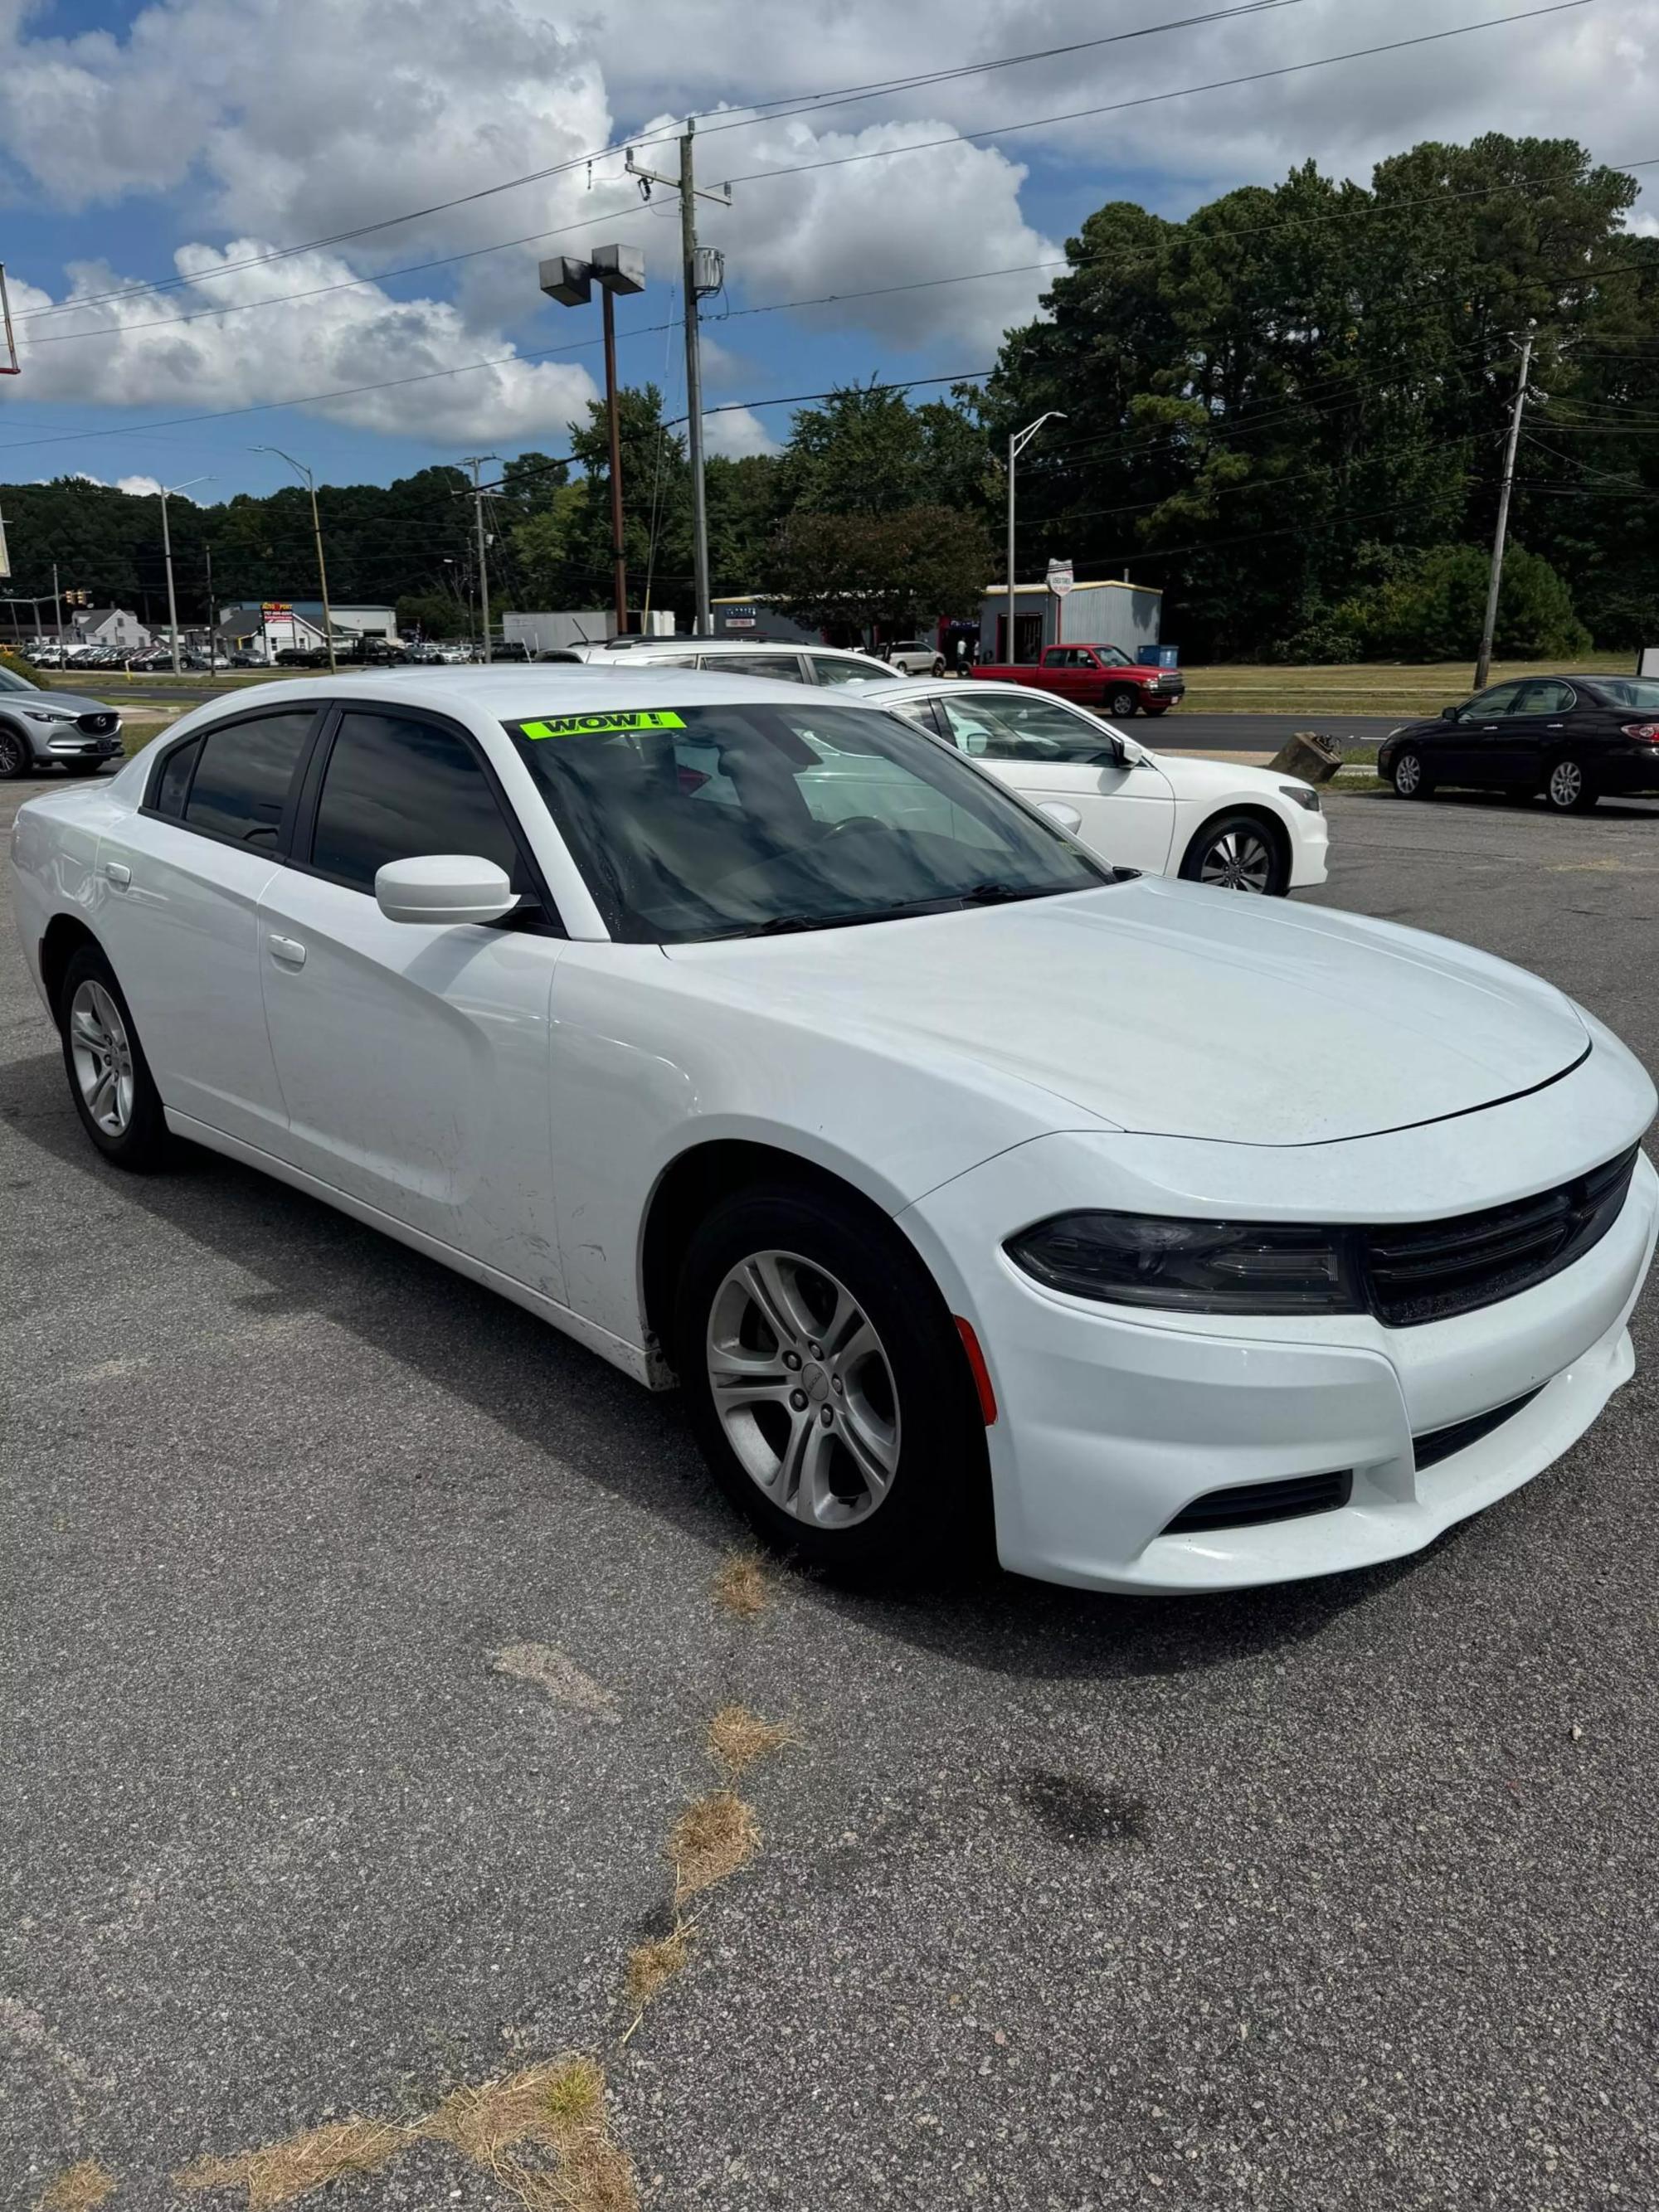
[801,1361,830,1403]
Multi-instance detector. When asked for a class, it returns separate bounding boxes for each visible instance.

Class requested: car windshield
[1593,678,1659,712]
[504,698,1107,943]
[1094,645,1132,667]
[0,665,41,693]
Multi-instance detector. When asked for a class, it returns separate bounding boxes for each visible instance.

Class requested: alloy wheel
[1394,752,1422,796]
[1198,826,1275,892]
[0,728,25,778]
[69,979,135,1135]
[705,1248,900,1528]
[1549,760,1583,808]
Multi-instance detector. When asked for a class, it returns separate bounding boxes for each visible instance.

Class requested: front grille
[1413,1388,1544,1472]
[76,711,117,735]
[1163,1468,1352,1535]
[1361,1145,1638,1328]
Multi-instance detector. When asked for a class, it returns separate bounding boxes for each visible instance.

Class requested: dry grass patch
[421,2057,635,2212]
[712,1550,769,1617]
[670,1791,761,1903]
[624,1927,692,2012]
[706,1704,794,1777]
[35,2161,117,2212]
[176,2116,405,2207]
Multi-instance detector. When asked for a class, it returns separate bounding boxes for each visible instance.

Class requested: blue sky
[1,0,1652,504]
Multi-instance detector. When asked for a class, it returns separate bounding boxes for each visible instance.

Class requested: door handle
[266,933,307,968]
[103,861,131,887]
[1546,722,1564,730]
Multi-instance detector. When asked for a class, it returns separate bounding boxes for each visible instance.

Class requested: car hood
[1139,749,1303,806]
[663,877,1590,1146]
[15,688,117,717]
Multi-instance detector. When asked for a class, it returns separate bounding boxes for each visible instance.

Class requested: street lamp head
[540,256,592,308]
[591,243,645,297]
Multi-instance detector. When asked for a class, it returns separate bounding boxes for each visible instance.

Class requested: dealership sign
[1045,558,1074,597]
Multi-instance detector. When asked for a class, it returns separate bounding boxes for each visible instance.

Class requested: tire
[56,945,172,1169]
[1107,688,1140,719]
[1545,756,1598,812]
[0,723,32,780]
[674,1180,991,1577]
[1391,747,1432,800]
[1179,811,1287,897]
[931,656,946,677]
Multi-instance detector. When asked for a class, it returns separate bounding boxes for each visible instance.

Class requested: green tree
[394,592,467,641]
[1333,542,1590,659]
[762,505,989,638]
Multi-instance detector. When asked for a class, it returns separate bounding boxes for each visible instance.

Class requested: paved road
[4,782,1657,2210]
[69,677,1402,754]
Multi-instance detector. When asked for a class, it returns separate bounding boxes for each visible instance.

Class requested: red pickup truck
[974,643,1185,717]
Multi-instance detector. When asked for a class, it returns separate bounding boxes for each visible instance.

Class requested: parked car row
[11,663,1655,1601]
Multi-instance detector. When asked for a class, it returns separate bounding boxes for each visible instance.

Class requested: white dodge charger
[11,669,1655,1592]
[844,674,1328,892]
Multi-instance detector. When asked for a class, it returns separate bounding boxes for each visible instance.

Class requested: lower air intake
[1162,1468,1353,1535]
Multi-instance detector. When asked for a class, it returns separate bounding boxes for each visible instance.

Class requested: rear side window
[309,709,527,894]
[709,653,805,683]
[153,735,203,816]
[183,712,314,847]
[809,654,883,688]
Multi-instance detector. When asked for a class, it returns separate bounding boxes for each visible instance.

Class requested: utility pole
[1475,328,1535,693]
[627,128,731,634]
[460,455,499,663]
[157,476,213,673]
[52,562,65,654]
[1005,412,1066,664]
[204,545,215,671]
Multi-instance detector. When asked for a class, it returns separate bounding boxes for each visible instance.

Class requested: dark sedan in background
[1379,674,1659,811]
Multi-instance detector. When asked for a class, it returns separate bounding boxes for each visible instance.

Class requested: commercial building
[71,607,152,652]
[979,578,1165,664]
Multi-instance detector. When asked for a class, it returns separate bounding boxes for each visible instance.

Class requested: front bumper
[1286,805,1329,889]
[903,1133,1657,1594]
[31,719,123,763]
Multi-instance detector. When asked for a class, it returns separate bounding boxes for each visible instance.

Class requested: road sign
[1046,558,1074,596]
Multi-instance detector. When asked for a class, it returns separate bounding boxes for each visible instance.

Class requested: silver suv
[883,638,947,676]
[0,664,124,778]
[542,637,893,688]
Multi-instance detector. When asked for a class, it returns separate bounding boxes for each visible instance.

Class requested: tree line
[4,133,1656,660]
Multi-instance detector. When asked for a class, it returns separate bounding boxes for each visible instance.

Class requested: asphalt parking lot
[5,779,1658,2211]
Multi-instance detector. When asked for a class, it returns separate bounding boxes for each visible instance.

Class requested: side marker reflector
[953,1316,998,1427]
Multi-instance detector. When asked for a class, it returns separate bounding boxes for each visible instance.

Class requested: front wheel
[1545,757,1598,812]
[56,945,172,1169]
[930,656,946,677]
[1180,813,1287,896]
[0,724,32,780]
[1107,688,1140,718]
[1391,747,1432,800]
[675,1182,990,1576]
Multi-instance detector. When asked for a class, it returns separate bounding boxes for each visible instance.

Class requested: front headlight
[25,708,74,723]
[1279,783,1321,813]
[1005,1211,1364,1314]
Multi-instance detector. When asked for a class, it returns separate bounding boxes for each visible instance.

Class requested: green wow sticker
[518,709,686,738]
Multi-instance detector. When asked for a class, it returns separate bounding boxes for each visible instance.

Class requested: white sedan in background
[11,669,1654,1594]
[846,676,1327,894]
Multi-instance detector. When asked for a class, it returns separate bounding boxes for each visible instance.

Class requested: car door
[1438,683,1525,784]
[933,691,1178,873]
[96,704,321,1148]
[254,703,568,1299]
[1496,679,1575,789]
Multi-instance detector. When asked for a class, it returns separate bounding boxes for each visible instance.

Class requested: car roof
[178,666,893,720]
[562,637,883,659]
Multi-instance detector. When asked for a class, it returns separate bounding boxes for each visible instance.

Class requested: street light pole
[51,561,65,656]
[253,446,335,671]
[1005,412,1066,664]
[541,246,645,637]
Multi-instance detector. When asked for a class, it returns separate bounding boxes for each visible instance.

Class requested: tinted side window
[711,653,806,683]
[310,711,526,894]
[1468,683,1524,717]
[1516,680,1574,715]
[809,654,881,688]
[183,712,314,847]
[153,734,203,817]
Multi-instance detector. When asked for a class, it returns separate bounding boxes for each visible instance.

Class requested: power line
[8,0,1325,328]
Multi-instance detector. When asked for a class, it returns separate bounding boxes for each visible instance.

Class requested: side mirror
[1440,704,1460,722]
[1039,801,1084,835]
[375,854,517,926]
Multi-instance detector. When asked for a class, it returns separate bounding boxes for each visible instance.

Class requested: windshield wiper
[956,880,1057,906]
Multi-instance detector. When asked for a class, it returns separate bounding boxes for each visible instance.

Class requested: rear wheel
[0,724,31,780]
[1545,757,1598,812]
[675,1181,990,1576]
[1180,813,1287,896]
[56,945,171,1169]
[1107,688,1140,718]
[1391,747,1432,800]
[930,656,946,677]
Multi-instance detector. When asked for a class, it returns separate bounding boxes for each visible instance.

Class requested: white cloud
[5,251,601,442]
[702,406,779,459]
